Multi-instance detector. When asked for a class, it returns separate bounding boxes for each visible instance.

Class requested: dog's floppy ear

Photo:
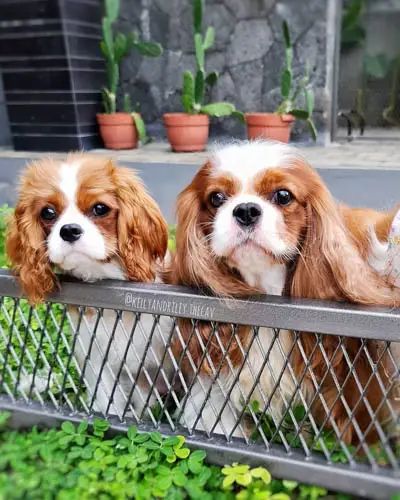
[6,203,56,304]
[289,162,399,444]
[113,165,168,282]
[290,166,398,306]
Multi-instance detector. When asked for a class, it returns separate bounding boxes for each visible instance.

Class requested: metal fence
[0,269,399,498]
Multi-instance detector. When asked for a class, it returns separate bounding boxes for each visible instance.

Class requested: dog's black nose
[233,203,262,227]
[60,224,83,242]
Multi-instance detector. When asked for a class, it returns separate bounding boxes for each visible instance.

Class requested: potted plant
[246,21,317,143]
[163,0,242,152]
[97,0,162,149]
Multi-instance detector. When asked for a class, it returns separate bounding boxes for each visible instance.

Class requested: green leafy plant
[0,413,348,499]
[275,21,317,140]
[123,94,149,144]
[181,0,242,120]
[100,0,162,141]
[364,53,400,126]
[341,0,366,51]
[0,204,12,268]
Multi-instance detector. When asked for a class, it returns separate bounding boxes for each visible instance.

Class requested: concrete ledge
[1,139,400,170]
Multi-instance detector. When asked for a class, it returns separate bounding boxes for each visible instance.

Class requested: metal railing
[0,269,399,498]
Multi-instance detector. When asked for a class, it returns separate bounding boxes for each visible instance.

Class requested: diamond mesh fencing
[0,271,399,497]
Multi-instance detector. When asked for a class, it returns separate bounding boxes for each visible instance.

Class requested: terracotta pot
[163,113,209,152]
[97,112,138,150]
[245,113,295,143]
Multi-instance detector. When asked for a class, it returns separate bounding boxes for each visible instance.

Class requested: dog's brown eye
[40,206,57,221]
[209,192,227,208]
[92,203,110,217]
[272,189,293,206]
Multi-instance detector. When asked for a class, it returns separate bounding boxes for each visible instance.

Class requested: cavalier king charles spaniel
[7,154,173,420]
[168,141,400,444]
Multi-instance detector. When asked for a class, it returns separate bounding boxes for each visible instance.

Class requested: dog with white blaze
[167,140,400,444]
[7,154,174,420]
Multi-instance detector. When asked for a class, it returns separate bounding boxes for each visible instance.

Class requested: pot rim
[245,112,295,123]
[96,112,136,125]
[163,112,210,125]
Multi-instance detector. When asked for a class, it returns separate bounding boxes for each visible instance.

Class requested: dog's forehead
[209,142,299,191]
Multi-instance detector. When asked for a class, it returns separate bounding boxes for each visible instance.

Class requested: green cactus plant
[181,0,242,120]
[275,21,317,140]
[99,0,162,142]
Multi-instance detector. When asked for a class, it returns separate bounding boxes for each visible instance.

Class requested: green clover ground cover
[0,412,336,500]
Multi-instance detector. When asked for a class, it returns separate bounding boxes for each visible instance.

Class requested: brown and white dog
[168,141,400,444]
[7,154,174,420]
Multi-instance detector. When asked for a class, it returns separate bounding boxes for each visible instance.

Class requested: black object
[0,0,105,151]
[60,223,83,242]
[233,202,262,227]
[338,109,366,140]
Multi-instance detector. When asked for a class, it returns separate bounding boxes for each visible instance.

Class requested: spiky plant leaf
[290,109,309,119]
[101,88,116,114]
[123,93,132,113]
[285,46,293,69]
[282,20,291,49]
[193,0,203,34]
[281,69,292,99]
[132,113,149,144]
[203,27,215,51]
[134,40,163,57]
[100,40,108,58]
[305,88,314,116]
[200,102,235,117]
[205,71,218,87]
[307,118,318,141]
[106,60,119,94]
[232,110,245,123]
[105,0,120,23]
[102,18,114,55]
[182,70,195,113]
[114,33,128,61]
[194,33,205,69]
[194,69,205,105]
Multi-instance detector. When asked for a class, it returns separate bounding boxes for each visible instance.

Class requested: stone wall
[119,0,330,141]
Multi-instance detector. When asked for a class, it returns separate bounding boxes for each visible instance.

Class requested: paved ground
[0,140,399,222]
[2,139,400,169]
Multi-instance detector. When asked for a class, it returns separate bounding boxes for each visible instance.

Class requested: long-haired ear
[290,171,398,306]
[289,166,399,443]
[6,205,56,304]
[171,163,256,297]
[113,166,168,282]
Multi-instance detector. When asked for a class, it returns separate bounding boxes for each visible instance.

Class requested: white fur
[47,161,109,273]
[211,140,301,188]
[368,229,389,274]
[180,142,301,437]
[44,159,173,420]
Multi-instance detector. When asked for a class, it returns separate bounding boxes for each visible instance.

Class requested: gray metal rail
[0,270,399,498]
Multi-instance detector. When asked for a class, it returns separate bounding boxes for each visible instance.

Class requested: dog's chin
[225,237,292,266]
[51,251,107,276]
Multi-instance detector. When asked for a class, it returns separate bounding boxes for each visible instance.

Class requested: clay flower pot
[163,113,209,152]
[97,112,138,150]
[245,113,295,143]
